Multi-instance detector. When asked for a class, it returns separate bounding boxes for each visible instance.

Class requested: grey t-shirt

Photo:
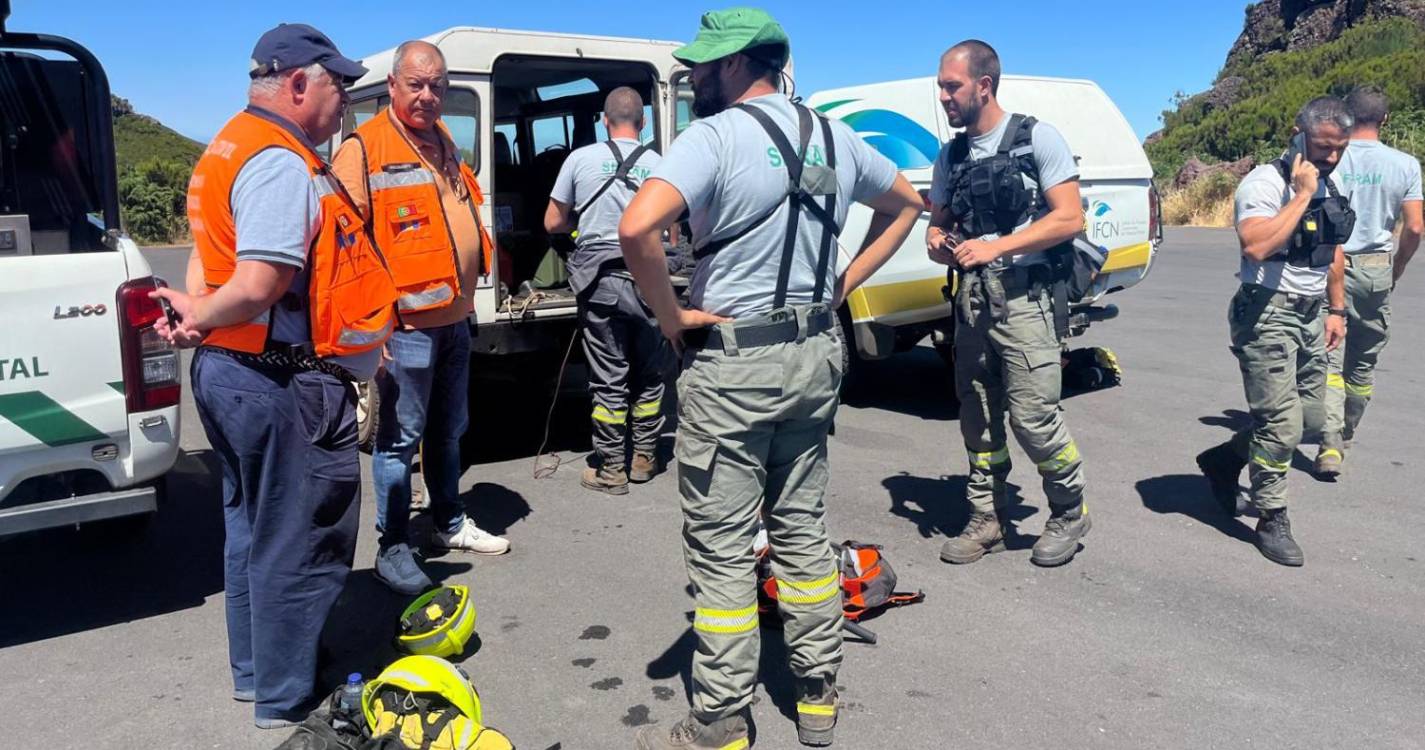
[1233,163,1344,297]
[1335,139,1423,255]
[651,93,898,318]
[550,137,661,294]
[231,148,380,380]
[929,113,1079,268]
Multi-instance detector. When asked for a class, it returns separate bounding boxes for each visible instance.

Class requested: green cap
[673,7,790,68]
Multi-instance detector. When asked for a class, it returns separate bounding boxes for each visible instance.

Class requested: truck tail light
[117,277,181,412]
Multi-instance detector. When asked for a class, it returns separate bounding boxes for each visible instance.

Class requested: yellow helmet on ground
[362,655,512,750]
[397,585,476,658]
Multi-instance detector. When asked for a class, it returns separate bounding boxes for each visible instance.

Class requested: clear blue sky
[15,0,1248,143]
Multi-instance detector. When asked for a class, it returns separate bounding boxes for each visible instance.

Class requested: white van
[0,5,181,536]
[806,75,1162,369]
[339,28,688,368]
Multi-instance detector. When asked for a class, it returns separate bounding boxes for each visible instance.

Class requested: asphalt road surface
[2,227,1421,749]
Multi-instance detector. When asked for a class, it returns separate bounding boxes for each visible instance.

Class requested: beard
[945,94,981,129]
[692,72,728,118]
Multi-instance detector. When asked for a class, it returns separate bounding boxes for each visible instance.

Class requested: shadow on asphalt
[1136,474,1257,545]
[316,559,475,694]
[644,623,801,726]
[881,472,1038,549]
[841,347,958,420]
[0,449,226,648]
[1199,409,1252,433]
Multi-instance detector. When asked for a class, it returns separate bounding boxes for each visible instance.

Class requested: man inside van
[332,40,509,597]
[544,87,670,495]
[1312,86,1423,477]
[1197,96,1350,567]
[925,40,1092,568]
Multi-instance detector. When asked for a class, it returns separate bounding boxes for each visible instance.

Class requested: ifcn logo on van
[1089,200,1119,239]
[814,100,941,169]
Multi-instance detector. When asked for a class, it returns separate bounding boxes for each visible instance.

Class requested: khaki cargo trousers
[1226,283,1328,511]
[674,305,845,720]
[953,271,1086,513]
[1322,256,1393,451]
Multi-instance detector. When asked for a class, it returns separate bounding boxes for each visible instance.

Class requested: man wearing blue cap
[154,23,384,729]
[620,7,922,748]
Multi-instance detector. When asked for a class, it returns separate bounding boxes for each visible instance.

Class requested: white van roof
[808,74,1152,181]
[348,26,686,90]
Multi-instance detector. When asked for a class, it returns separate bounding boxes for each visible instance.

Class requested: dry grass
[1161,171,1241,228]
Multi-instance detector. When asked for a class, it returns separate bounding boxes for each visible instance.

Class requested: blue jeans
[372,323,471,548]
[191,348,360,721]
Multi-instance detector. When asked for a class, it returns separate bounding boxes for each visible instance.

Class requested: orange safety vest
[347,108,494,314]
[187,108,398,358]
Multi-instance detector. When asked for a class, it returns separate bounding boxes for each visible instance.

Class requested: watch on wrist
[1328,307,1347,317]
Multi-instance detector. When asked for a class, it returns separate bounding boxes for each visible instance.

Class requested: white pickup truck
[0,3,181,537]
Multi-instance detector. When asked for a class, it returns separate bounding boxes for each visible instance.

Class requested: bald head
[393,40,445,77]
[388,40,448,131]
[943,39,1001,96]
[604,87,644,127]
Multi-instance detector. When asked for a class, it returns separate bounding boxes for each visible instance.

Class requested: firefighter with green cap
[619,7,922,748]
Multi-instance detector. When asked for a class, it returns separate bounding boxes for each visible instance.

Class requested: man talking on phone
[1197,96,1352,567]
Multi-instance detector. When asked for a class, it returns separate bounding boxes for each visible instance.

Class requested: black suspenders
[694,102,840,307]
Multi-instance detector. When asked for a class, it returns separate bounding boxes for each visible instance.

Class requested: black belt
[684,308,835,352]
[213,344,356,382]
[1241,284,1323,316]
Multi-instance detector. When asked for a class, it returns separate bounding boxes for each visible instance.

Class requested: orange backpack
[757,540,925,643]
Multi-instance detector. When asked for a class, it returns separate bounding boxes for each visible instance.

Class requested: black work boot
[939,511,1005,564]
[1031,503,1092,567]
[634,710,750,750]
[1255,508,1304,567]
[794,675,837,747]
[1196,441,1247,516]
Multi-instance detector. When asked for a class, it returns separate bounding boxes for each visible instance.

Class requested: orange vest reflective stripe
[187,109,399,358]
[348,108,493,314]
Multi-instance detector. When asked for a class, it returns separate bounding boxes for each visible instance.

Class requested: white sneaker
[434,518,510,555]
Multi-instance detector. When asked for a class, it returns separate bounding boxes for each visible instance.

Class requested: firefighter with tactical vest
[153,24,395,728]
[1197,97,1352,567]
[926,40,1093,568]
[619,8,922,748]
[332,40,509,596]
[544,86,671,495]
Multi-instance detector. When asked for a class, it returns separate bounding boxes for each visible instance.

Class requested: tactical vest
[347,108,494,314]
[942,113,1044,238]
[187,108,398,358]
[937,114,1107,334]
[1271,159,1355,268]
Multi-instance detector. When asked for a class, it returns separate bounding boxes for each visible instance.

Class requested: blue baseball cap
[249,23,367,83]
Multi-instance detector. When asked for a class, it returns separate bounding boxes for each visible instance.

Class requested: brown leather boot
[939,511,1005,564]
[795,675,837,747]
[630,452,661,483]
[634,711,750,749]
[582,465,629,495]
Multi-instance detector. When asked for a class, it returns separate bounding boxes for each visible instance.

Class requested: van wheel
[356,379,379,454]
[835,309,864,398]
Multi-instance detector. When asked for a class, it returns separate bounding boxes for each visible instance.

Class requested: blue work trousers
[191,348,361,721]
[372,322,471,548]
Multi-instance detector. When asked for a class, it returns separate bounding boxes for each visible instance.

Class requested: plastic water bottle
[332,672,363,731]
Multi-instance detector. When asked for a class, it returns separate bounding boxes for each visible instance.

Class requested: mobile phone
[1285,132,1306,167]
[157,295,180,328]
